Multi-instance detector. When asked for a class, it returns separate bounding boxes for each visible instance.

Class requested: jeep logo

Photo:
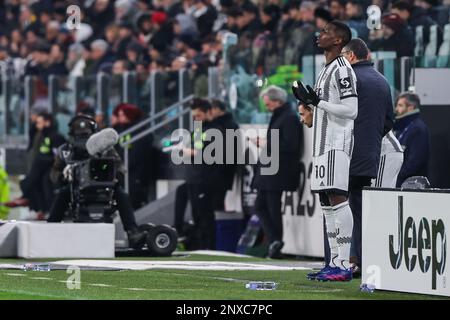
[389,196,447,290]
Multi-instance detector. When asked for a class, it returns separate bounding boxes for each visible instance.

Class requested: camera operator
[47,114,147,248]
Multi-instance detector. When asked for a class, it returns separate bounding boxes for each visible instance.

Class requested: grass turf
[0,254,448,300]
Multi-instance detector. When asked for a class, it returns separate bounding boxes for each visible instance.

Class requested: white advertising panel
[362,189,449,297]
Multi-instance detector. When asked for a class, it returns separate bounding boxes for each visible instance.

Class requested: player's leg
[348,175,372,275]
[328,193,353,270]
[321,193,338,268]
[265,190,284,258]
[316,151,353,281]
[307,192,337,280]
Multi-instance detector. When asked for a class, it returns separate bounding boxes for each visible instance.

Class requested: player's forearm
[317,97,358,120]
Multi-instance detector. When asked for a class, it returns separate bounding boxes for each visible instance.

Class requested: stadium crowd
[0,0,449,84]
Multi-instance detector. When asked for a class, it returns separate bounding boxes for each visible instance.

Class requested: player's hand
[305,85,320,106]
[292,81,320,107]
[292,81,309,105]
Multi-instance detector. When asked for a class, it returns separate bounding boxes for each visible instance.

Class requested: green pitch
[0,254,447,300]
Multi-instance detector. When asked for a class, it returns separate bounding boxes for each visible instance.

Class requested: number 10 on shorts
[315,165,326,179]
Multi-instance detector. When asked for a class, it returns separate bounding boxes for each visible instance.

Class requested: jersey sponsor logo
[339,76,353,96]
[339,77,351,89]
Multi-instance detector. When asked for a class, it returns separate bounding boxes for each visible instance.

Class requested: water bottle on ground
[21,263,35,271]
[21,263,51,271]
[360,283,376,293]
[34,264,51,271]
[245,281,277,290]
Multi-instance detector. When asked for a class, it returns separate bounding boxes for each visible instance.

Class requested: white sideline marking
[123,288,146,291]
[30,277,52,280]
[51,260,310,271]
[301,289,344,293]
[177,250,254,258]
[5,273,26,277]
[89,283,113,287]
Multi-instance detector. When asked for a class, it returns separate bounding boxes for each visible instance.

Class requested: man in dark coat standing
[393,92,430,186]
[342,38,393,272]
[252,85,302,259]
[209,99,240,213]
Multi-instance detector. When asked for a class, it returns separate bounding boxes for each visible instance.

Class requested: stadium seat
[371,51,397,99]
[437,24,450,68]
[423,25,439,67]
[414,26,424,57]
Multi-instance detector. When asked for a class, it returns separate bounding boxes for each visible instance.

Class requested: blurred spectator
[224,6,242,34]
[85,0,115,38]
[105,24,121,53]
[8,29,23,58]
[24,40,66,82]
[49,43,68,75]
[394,92,430,187]
[67,43,87,77]
[135,12,153,44]
[155,0,184,18]
[116,22,136,60]
[115,0,139,25]
[260,4,281,33]
[369,13,415,57]
[113,60,131,75]
[254,4,283,74]
[113,103,155,209]
[174,12,200,37]
[193,0,218,40]
[284,1,317,67]
[415,0,449,27]
[391,0,438,44]
[45,20,60,45]
[345,0,369,40]
[0,45,15,79]
[238,1,261,36]
[85,39,115,75]
[329,0,348,20]
[314,7,334,30]
[126,41,145,67]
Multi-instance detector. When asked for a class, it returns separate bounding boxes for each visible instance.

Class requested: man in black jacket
[182,98,217,250]
[209,99,240,214]
[252,85,302,258]
[342,38,393,271]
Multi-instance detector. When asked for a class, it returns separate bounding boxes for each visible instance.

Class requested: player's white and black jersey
[310,56,358,192]
[312,56,358,157]
[373,130,404,188]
